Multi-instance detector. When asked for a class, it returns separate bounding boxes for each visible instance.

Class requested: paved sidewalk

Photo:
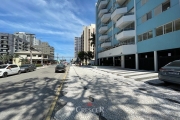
[53,66,180,120]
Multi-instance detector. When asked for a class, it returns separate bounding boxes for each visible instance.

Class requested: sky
[0,0,97,61]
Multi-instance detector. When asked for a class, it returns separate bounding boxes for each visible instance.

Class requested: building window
[175,19,180,31]
[142,11,152,23]
[143,33,147,40]
[138,35,142,42]
[141,0,148,6]
[147,11,152,20]
[148,31,153,39]
[164,22,172,34]
[162,0,170,12]
[156,26,163,36]
[154,5,162,16]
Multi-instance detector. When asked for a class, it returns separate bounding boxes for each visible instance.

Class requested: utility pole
[27,33,35,64]
[57,53,59,64]
[41,47,43,65]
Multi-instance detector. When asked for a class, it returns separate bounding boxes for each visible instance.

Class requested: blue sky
[0,0,97,60]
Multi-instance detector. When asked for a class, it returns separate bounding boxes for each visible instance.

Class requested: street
[53,66,180,120]
[0,65,65,120]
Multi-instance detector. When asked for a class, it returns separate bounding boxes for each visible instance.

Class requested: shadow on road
[0,77,62,120]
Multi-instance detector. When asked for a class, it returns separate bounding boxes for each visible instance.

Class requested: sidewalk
[53,66,180,120]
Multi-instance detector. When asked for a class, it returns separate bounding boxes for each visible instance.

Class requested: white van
[0,64,21,78]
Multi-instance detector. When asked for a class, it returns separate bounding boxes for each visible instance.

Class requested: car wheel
[18,71,21,75]
[3,72,7,78]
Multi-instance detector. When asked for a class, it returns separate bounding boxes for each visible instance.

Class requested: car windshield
[57,64,64,67]
[21,65,30,67]
[166,61,180,67]
[0,65,7,69]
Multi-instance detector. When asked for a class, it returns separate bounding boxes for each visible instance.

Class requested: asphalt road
[0,65,65,120]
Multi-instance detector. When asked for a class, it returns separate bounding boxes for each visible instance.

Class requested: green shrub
[36,64,43,67]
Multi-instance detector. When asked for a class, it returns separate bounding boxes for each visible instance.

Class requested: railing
[117,28,135,34]
[116,12,134,21]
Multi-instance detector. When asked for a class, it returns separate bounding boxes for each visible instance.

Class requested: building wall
[83,24,95,52]
[0,33,15,55]
[136,0,180,53]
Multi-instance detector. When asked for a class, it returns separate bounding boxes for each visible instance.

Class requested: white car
[0,64,21,78]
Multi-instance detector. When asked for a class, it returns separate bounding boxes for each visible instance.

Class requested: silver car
[158,60,180,84]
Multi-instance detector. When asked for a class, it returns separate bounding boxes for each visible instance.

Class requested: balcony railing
[101,13,111,23]
[116,0,126,5]
[116,28,135,41]
[116,13,135,29]
[98,0,108,10]
[111,7,127,22]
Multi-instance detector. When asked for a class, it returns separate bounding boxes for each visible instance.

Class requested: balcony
[116,29,135,41]
[98,0,108,10]
[98,44,137,58]
[98,9,108,18]
[101,42,111,48]
[1,42,8,45]
[116,0,126,5]
[99,35,108,42]
[111,7,127,22]
[116,13,135,29]
[99,25,108,34]
[101,13,111,23]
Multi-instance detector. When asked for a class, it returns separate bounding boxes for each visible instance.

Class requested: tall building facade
[0,33,15,55]
[33,42,54,60]
[82,24,96,53]
[74,37,81,58]
[96,0,180,71]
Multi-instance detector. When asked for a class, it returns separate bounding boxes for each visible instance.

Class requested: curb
[45,66,69,120]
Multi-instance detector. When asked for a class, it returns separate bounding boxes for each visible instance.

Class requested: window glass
[147,11,152,20]
[138,35,142,42]
[164,22,172,34]
[156,26,163,36]
[148,31,153,39]
[162,0,170,12]
[141,14,147,23]
[175,19,180,31]
[143,33,147,40]
[166,61,180,67]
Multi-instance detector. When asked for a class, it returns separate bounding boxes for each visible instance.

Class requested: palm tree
[78,51,86,65]
[87,51,94,61]
[89,32,95,47]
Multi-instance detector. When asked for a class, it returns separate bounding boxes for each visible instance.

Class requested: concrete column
[113,57,115,66]
[121,55,125,68]
[135,54,139,70]
[154,51,158,72]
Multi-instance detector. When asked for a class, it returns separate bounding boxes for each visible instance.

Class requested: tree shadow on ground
[0,77,62,120]
[53,66,180,120]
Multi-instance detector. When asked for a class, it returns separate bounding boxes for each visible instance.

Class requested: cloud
[0,0,96,57]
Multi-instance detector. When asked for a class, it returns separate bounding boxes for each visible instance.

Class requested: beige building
[82,24,95,53]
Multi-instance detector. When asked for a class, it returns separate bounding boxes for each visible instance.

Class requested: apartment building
[95,0,180,71]
[82,24,96,53]
[74,37,81,58]
[33,42,54,60]
[0,33,15,56]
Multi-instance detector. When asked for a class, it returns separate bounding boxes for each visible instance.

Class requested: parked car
[158,60,180,84]
[0,64,21,78]
[55,64,66,73]
[20,64,36,73]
